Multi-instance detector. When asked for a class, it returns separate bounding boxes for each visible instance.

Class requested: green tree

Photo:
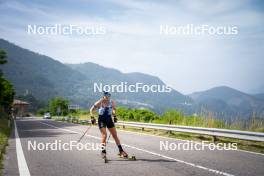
[162,109,183,124]
[0,50,7,65]
[0,50,15,114]
[37,107,50,115]
[0,78,15,110]
[116,107,129,120]
[49,97,69,116]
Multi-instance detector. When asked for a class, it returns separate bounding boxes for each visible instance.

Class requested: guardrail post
[212,136,218,143]
[167,130,172,135]
[168,121,172,134]
[142,127,144,131]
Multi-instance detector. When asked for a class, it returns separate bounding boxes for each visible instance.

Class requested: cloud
[0,0,263,94]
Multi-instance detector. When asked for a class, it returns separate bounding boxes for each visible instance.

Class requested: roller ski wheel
[101,153,108,163]
[118,151,136,161]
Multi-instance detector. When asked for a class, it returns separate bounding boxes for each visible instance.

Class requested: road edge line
[15,121,31,176]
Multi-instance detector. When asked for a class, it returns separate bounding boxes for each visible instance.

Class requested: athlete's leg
[100,127,107,155]
[98,115,107,144]
[108,127,127,157]
[100,127,107,144]
[108,127,120,145]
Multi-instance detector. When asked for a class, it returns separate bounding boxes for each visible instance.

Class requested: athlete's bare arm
[111,100,116,116]
[90,99,102,117]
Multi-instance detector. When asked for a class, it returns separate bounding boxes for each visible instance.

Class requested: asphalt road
[3,118,264,176]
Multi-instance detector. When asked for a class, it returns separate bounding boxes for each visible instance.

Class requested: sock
[118,144,123,152]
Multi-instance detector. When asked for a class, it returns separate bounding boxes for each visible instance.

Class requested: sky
[0,0,263,94]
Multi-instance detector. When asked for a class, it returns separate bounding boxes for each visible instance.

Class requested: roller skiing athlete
[90,91,136,163]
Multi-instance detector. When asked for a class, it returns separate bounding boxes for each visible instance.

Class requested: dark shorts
[98,115,115,129]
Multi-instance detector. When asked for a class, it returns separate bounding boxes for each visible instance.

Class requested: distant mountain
[248,85,264,94]
[254,93,264,101]
[0,39,86,101]
[0,39,191,113]
[2,38,263,118]
[68,63,192,112]
[190,86,264,119]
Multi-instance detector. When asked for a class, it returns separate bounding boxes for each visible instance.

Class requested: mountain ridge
[0,38,190,113]
[1,38,264,118]
[189,86,264,119]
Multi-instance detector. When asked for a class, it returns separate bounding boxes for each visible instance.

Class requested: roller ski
[118,151,136,161]
[101,152,108,163]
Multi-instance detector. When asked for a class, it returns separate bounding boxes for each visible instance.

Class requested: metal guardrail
[115,121,264,142]
[53,117,264,142]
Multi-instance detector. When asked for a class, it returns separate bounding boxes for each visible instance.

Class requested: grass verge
[115,125,264,154]
[0,118,12,175]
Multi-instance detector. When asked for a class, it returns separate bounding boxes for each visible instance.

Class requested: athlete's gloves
[113,115,118,123]
[91,116,96,125]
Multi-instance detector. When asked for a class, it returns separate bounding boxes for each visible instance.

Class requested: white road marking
[236,149,264,156]
[44,118,264,156]
[56,121,264,157]
[115,128,264,156]
[15,121,31,176]
[40,121,234,176]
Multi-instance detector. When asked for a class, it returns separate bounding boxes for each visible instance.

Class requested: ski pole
[106,134,111,144]
[77,125,92,142]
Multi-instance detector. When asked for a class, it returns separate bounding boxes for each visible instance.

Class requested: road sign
[57,106,61,116]
[68,104,80,110]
